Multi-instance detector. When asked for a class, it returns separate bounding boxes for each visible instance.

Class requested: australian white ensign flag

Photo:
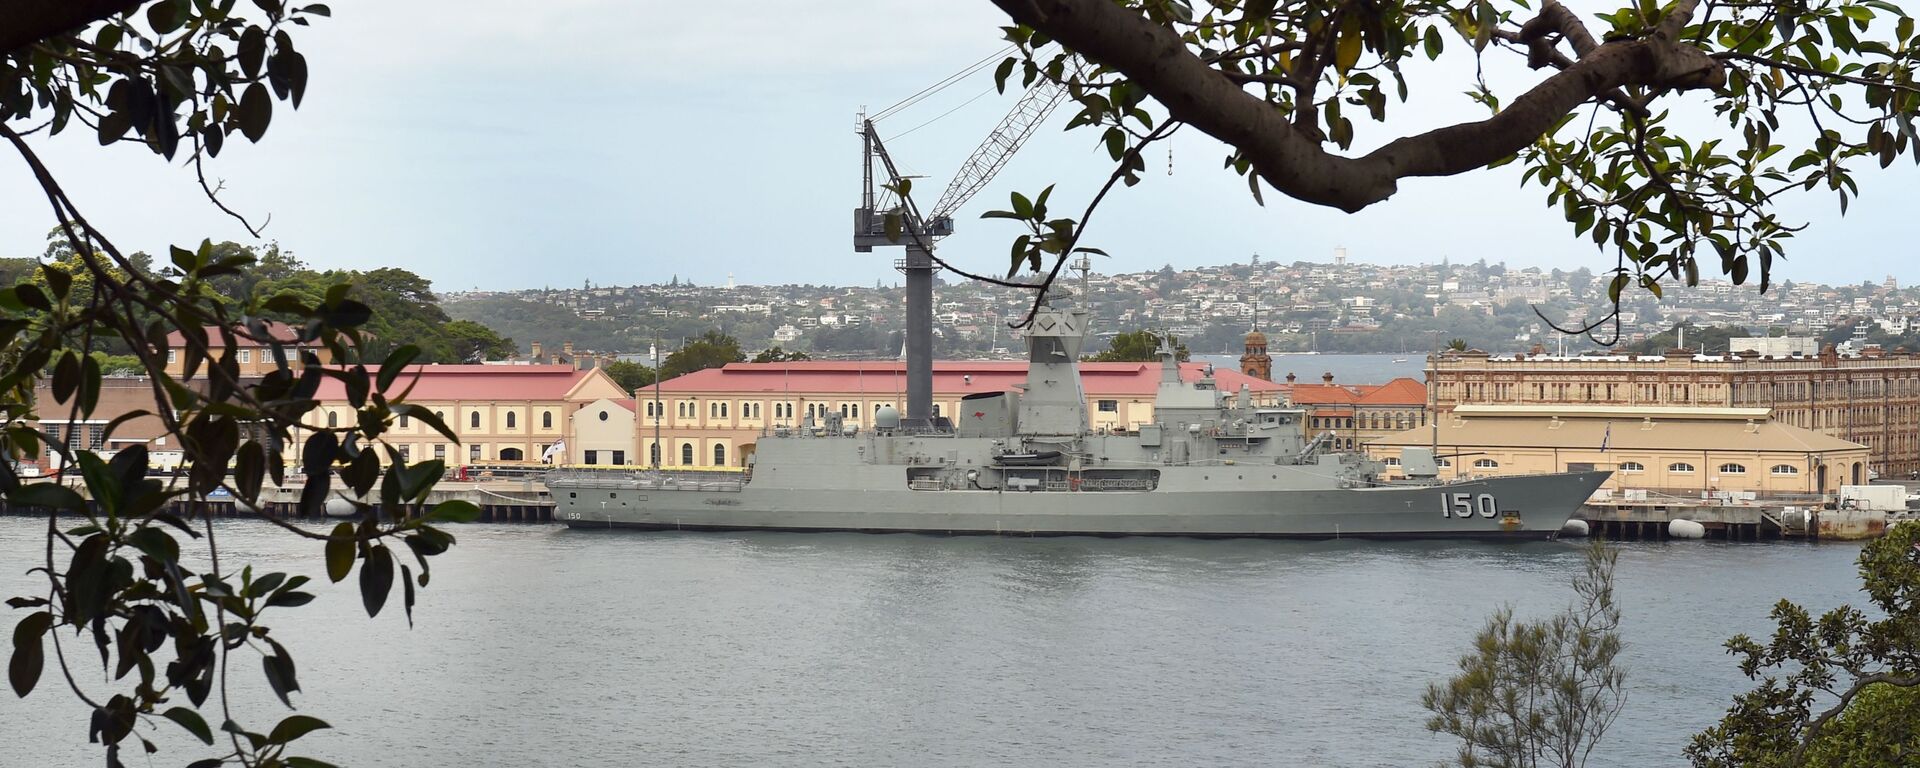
[542,438,566,463]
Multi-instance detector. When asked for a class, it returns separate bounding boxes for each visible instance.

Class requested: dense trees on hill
[1085,330,1189,362]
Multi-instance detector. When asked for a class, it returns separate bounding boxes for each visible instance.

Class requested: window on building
[1383,457,1401,466]
[434,444,446,461]
[398,445,411,462]
[238,349,251,363]
[1097,400,1119,413]
[543,411,553,429]
[1619,461,1645,472]
[470,445,482,462]
[585,450,599,465]
[680,443,694,465]
[1473,459,1499,469]
[167,350,176,364]
[506,412,517,429]
[650,443,661,465]
[470,412,481,429]
[713,443,726,466]
[932,404,942,418]
[327,411,338,428]
[1718,463,1747,474]
[398,414,409,429]
[1435,458,1452,467]
[1771,464,1800,475]
[1669,462,1696,473]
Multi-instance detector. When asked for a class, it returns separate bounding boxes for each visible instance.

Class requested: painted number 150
[1441,492,1498,519]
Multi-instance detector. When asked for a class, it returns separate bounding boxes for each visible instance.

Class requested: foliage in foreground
[1425,539,1627,768]
[1688,522,1920,768]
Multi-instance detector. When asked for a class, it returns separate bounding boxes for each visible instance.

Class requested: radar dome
[874,405,902,430]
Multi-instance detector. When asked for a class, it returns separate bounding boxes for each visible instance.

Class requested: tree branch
[0,0,146,55]
[991,0,1726,212]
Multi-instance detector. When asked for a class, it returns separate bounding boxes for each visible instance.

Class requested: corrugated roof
[163,321,301,348]
[1454,405,1771,420]
[1372,415,1864,453]
[1289,377,1426,406]
[313,365,599,401]
[653,361,1283,397]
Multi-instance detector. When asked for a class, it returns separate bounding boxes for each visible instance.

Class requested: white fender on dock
[1668,519,1707,539]
[323,497,358,518]
[1559,519,1590,537]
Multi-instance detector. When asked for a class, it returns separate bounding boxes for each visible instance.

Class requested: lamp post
[651,334,662,471]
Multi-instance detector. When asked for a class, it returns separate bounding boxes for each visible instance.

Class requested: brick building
[1427,345,1920,479]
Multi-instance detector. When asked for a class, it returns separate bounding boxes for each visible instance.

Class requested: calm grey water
[0,518,1868,767]
[1197,353,1418,386]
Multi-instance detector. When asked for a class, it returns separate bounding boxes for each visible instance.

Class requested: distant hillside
[444,295,635,355]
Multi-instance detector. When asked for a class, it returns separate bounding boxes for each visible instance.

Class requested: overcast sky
[3,1,1914,293]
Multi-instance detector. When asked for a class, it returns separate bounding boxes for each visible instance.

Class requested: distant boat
[1392,357,1408,363]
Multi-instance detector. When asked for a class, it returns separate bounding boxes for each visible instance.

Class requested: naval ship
[547,291,1608,538]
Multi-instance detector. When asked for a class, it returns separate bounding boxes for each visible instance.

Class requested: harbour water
[0,518,1868,767]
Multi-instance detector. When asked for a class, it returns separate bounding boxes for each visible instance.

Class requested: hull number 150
[1441,492,1499,519]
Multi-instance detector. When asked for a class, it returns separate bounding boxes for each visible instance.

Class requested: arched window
[1669,462,1696,473]
[1619,461,1645,472]
[713,443,726,466]
[1771,464,1799,475]
[1383,457,1401,466]
[1717,463,1747,474]
[649,443,661,466]
[542,411,553,429]
[1435,458,1452,468]
[680,443,693,465]
[1473,458,1499,469]
[506,412,517,429]
[470,412,480,429]
[326,411,338,428]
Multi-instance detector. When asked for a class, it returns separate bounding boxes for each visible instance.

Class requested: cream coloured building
[302,364,626,466]
[635,360,1284,468]
[569,397,637,466]
[1367,405,1871,498]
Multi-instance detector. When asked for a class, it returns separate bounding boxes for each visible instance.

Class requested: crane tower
[854,80,1065,425]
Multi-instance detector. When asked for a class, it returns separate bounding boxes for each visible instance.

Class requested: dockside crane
[855,78,1066,426]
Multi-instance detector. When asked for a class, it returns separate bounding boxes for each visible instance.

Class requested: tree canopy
[1085,329,1190,361]
[973,0,1920,335]
[603,360,657,393]
[661,331,746,380]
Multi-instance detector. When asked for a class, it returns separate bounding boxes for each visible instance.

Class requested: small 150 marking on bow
[1440,492,1499,519]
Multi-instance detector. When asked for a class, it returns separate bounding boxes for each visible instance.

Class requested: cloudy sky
[3,1,1914,293]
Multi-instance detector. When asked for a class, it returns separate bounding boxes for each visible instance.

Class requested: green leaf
[237,82,272,142]
[359,544,394,617]
[424,499,480,524]
[9,483,85,511]
[324,522,354,583]
[9,611,51,696]
[161,707,214,745]
[285,758,342,768]
[378,344,421,391]
[268,714,330,744]
[127,527,180,566]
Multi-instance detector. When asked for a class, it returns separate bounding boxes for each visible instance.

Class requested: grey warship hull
[551,292,1609,540]
[550,468,1610,539]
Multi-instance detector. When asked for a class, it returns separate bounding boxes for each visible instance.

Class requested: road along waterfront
[0,519,1870,767]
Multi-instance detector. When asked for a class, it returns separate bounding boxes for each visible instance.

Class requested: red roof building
[1283,375,1429,451]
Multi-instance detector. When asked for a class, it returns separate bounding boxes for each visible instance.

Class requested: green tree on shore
[603,360,657,393]
[661,331,745,379]
[1086,330,1188,362]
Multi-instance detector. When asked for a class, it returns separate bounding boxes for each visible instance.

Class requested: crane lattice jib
[929,80,1067,222]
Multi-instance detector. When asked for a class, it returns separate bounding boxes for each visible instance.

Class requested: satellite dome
[874,405,902,430]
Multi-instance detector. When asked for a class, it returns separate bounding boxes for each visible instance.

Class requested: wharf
[0,478,555,523]
[1578,492,1890,541]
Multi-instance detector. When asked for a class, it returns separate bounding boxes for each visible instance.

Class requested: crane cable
[871,45,1016,123]
[886,84,997,142]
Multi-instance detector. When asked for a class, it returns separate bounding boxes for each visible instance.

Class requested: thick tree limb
[992,0,1725,212]
[0,0,146,55]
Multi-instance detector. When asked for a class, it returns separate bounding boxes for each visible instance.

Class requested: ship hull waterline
[551,470,1611,540]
